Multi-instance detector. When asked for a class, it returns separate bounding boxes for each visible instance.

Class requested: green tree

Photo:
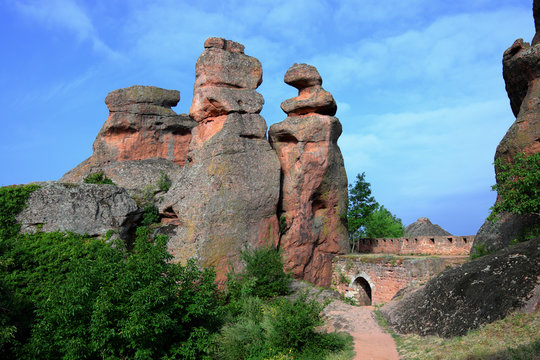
[347,173,378,242]
[363,205,404,238]
[489,152,540,220]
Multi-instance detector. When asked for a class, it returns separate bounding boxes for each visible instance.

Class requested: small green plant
[141,204,160,226]
[470,243,492,259]
[157,172,172,193]
[83,171,115,185]
[279,215,287,235]
[133,185,156,207]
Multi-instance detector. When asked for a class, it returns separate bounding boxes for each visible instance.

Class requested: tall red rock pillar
[162,38,281,282]
[269,63,349,287]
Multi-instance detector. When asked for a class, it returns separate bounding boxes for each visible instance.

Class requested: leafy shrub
[215,293,351,360]
[226,246,290,300]
[83,171,115,185]
[0,184,39,240]
[0,226,222,359]
[158,171,172,192]
[141,203,160,226]
[489,152,540,221]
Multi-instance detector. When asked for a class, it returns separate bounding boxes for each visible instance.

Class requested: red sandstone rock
[194,37,262,90]
[280,64,337,116]
[284,63,322,89]
[61,86,196,190]
[162,38,280,283]
[269,64,348,287]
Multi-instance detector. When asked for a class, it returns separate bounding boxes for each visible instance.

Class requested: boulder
[60,85,196,190]
[161,38,281,282]
[269,63,348,287]
[380,237,540,337]
[16,182,140,240]
[404,217,452,236]
[473,7,540,255]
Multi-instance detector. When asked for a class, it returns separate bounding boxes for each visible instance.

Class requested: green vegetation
[83,171,115,185]
[375,308,540,359]
[0,185,352,359]
[347,173,404,251]
[141,203,160,226]
[489,152,540,221]
[158,171,172,192]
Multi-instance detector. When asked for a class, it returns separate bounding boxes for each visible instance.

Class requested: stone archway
[352,276,372,306]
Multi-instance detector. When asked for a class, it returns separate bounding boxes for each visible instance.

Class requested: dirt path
[323,301,400,360]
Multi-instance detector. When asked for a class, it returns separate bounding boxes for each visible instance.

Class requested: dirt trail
[323,301,400,360]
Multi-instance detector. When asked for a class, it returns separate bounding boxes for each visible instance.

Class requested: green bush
[141,203,160,226]
[83,171,115,185]
[489,152,539,221]
[226,246,290,300]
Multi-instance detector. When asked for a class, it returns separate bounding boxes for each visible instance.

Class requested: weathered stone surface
[280,85,336,116]
[190,87,264,122]
[472,212,540,256]
[16,182,140,239]
[61,85,196,190]
[161,38,280,283]
[284,63,322,89]
[473,10,540,254]
[404,217,452,236]
[269,64,348,287]
[280,64,336,117]
[194,37,262,90]
[380,237,540,337]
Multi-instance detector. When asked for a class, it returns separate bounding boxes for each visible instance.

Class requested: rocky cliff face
[61,86,196,190]
[269,63,348,287]
[473,4,540,254]
[161,38,281,282]
[56,39,349,287]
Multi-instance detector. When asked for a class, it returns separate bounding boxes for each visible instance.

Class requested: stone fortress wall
[353,235,474,256]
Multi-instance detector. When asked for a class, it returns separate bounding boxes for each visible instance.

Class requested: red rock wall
[354,236,474,256]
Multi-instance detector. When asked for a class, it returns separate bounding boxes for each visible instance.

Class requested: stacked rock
[269,63,348,287]
[162,38,281,282]
[61,85,196,190]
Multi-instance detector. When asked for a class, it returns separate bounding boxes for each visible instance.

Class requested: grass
[375,309,540,359]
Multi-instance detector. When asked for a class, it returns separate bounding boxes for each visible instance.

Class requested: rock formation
[161,38,281,282]
[404,217,451,237]
[17,182,139,240]
[380,237,540,337]
[61,85,196,190]
[269,63,348,287]
[473,4,540,254]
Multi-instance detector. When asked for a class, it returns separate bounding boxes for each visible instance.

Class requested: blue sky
[0,0,535,235]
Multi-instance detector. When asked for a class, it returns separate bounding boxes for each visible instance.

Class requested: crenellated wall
[353,235,474,256]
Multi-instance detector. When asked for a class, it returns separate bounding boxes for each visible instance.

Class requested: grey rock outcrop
[161,38,281,283]
[404,217,452,237]
[17,182,140,239]
[380,237,540,337]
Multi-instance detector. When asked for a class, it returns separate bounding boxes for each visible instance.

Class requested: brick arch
[350,273,374,306]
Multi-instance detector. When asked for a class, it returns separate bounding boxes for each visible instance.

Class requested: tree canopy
[347,173,404,248]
